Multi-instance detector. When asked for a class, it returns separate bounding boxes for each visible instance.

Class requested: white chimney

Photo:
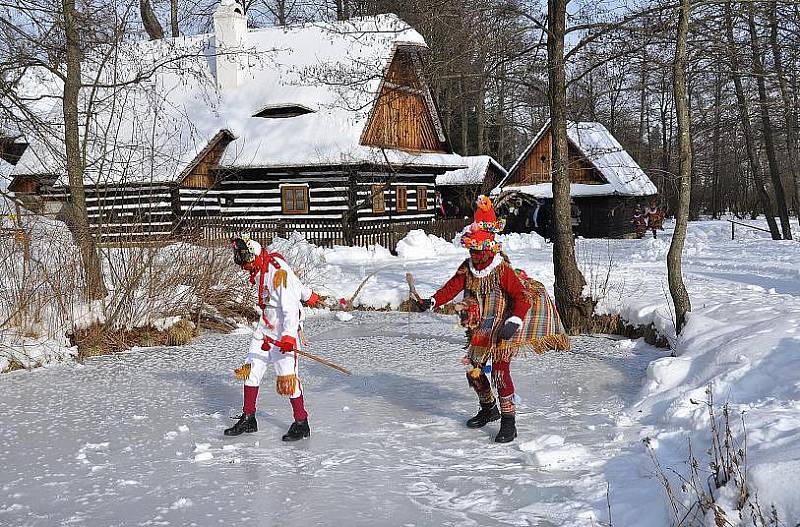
[213,0,246,91]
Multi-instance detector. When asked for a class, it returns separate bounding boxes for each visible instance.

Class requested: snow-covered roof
[499,121,656,197]
[436,155,505,186]
[11,12,461,187]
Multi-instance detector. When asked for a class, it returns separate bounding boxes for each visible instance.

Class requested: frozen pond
[0,312,663,526]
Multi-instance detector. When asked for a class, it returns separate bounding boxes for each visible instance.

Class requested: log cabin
[493,121,657,238]
[7,0,463,244]
[435,155,506,219]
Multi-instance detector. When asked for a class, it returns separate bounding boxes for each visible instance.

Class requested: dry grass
[645,385,783,527]
[588,313,671,348]
[72,318,198,359]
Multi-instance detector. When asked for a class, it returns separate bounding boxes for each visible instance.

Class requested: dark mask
[231,238,254,266]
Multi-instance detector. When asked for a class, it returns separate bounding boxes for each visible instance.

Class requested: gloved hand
[303,292,321,308]
[417,297,435,311]
[498,318,522,340]
[276,335,297,353]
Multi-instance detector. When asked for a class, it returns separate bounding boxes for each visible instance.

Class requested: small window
[396,186,407,212]
[253,105,315,119]
[281,186,309,214]
[371,184,385,213]
[416,186,427,211]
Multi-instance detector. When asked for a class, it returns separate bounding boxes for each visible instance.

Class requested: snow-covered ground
[2,218,799,525]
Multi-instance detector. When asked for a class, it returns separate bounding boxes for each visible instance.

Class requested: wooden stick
[405,272,421,302]
[293,349,352,376]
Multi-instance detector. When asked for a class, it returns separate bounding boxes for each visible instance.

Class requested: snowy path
[0,312,662,526]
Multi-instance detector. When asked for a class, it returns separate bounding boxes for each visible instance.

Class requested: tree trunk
[723,2,780,239]
[140,0,164,40]
[460,75,469,155]
[476,71,486,154]
[498,64,507,166]
[711,60,723,219]
[669,0,692,333]
[63,0,107,301]
[638,51,648,162]
[547,0,592,333]
[747,5,791,239]
[769,2,800,227]
[170,0,179,37]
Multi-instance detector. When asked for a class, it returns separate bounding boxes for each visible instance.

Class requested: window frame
[395,185,407,212]
[416,186,428,211]
[371,184,385,213]
[281,185,309,214]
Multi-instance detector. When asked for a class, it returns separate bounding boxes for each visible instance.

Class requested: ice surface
[0,312,661,526]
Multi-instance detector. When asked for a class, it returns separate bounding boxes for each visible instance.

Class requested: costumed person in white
[225,235,320,441]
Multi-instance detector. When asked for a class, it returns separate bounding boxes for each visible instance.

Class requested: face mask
[231,238,255,266]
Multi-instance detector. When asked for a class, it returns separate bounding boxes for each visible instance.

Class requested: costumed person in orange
[417,196,570,443]
[225,234,320,441]
[645,200,664,239]
[633,204,647,239]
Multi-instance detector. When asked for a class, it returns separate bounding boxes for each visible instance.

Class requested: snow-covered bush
[0,214,257,369]
[267,231,327,289]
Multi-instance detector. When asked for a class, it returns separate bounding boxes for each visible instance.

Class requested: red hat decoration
[460,195,505,252]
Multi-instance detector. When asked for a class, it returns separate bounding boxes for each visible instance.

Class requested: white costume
[243,252,312,398]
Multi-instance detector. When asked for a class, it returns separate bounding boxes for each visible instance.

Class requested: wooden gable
[361,50,447,153]
[506,129,606,186]
[179,130,235,189]
[8,175,39,194]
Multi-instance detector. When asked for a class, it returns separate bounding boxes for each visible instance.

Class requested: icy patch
[194,452,213,462]
[335,312,353,322]
[170,498,193,509]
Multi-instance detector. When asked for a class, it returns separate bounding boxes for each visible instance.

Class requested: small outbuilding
[435,155,506,218]
[494,121,657,238]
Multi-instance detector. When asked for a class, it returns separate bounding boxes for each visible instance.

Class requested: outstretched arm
[430,270,467,309]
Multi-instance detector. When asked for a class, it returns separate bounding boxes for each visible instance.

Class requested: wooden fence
[183,217,470,253]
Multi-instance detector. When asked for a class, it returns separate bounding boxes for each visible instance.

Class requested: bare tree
[768,2,800,227]
[723,1,780,239]
[62,0,108,299]
[140,0,165,40]
[669,0,691,333]
[171,0,180,36]
[746,3,791,239]
[546,0,592,332]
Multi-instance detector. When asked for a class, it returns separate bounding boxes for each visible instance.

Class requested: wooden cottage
[7,2,462,245]
[494,121,657,238]
[435,156,506,218]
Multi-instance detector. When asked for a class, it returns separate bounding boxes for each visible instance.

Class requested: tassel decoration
[276,374,298,396]
[234,363,252,381]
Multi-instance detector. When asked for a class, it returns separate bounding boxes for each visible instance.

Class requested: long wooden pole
[293,349,352,376]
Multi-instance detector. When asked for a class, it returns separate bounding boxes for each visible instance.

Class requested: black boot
[466,403,501,428]
[224,413,257,436]
[494,414,517,443]
[282,420,310,442]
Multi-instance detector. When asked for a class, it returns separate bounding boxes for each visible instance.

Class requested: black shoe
[494,414,517,443]
[282,420,310,442]
[466,404,500,429]
[224,413,257,436]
